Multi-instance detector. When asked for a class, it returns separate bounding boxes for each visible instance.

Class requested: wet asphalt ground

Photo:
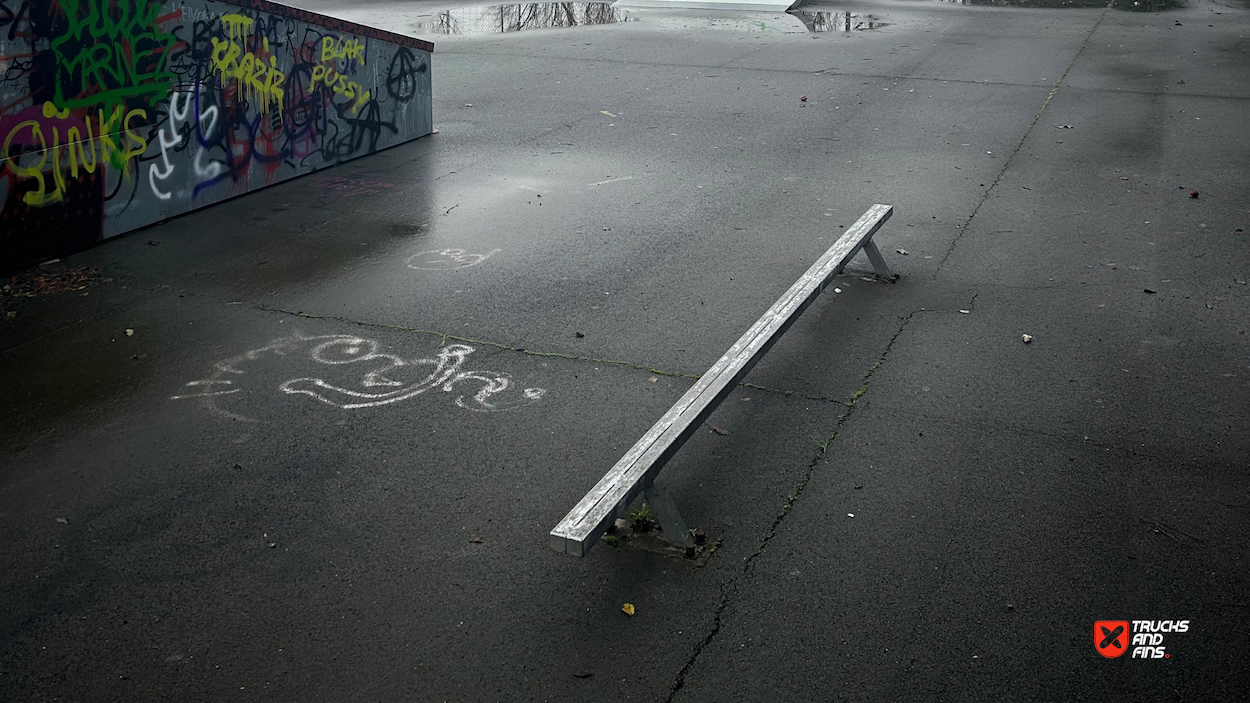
[3,0,1250,700]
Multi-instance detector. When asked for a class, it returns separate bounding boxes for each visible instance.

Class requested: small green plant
[630,503,656,532]
[603,535,619,547]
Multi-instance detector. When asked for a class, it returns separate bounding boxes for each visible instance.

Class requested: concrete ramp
[0,0,433,270]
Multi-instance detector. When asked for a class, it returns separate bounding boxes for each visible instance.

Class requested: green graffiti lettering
[49,0,177,113]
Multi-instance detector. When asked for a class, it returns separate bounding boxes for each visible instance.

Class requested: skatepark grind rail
[550,204,896,557]
[0,0,433,271]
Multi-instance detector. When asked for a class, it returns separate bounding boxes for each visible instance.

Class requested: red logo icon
[1095,620,1130,658]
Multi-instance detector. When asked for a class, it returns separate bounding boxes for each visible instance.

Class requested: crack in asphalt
[664,305,923,701]
[663,276,983,699]
[935,7,1110,274]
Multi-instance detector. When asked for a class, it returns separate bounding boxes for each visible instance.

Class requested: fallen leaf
[1190,190,1200,198]
[147,240,160,246]
[5,311,15,318]
[854,485,863,490]
[573,671,593,679]
[55,517,68,524]
[800,96,808,102]
[959,309,970,314]
[648,376,659,383]
[464,103,473,107]
[268,542,277,548]
[470,535,483,543]
[710,426,728,436]
[1022,334,1033,344]
[896,248,908,255]
[1144,289,1157,294]
[1056,124,1073,129]
[600,110,616,117]
[125,328,134,336]
[847,513,855,518]
[575,332,585,338]
[233,463,242,470]
[1235,229,1244,235]
[622,603,635,616]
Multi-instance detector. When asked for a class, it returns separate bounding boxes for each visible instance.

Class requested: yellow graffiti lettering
[266,56,285,108]
[125,109,149,165]
[41,101,70,120]
[210,36,242,75]
[50,126,67,198]
[3,103,149,208]
[3,120,55,206]
[209,35,284,116]
[221,13,254,42]
[65,113,98,179]
[95,106,123,169]
[321,36,366,65]
[311,63,371,114]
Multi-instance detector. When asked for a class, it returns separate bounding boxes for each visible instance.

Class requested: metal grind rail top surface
[549,204,895,557]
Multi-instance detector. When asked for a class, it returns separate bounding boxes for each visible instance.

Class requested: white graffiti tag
[171,333,545,421]
[149,87,224,200]
[406,248,501,270]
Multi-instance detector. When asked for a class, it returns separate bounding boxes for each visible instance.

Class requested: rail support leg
[860,239,895,280]
[644,482,695,549]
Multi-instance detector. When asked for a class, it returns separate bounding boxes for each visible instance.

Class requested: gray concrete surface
[2,0,1248,700]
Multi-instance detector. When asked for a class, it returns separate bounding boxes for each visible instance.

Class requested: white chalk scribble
[406,248,501,270]
[172,333,545,421]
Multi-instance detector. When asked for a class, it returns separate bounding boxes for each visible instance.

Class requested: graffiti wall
[0,0,433,269]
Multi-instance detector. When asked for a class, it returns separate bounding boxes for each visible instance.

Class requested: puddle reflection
[410,0,1180,38]
[411,3,630,35]
[789,11,891,32]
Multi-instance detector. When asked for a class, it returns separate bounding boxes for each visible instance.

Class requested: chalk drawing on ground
[406,248,501,270]
[172,332,545,421]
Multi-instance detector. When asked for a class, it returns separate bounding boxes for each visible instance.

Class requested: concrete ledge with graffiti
[0,0,433,269]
